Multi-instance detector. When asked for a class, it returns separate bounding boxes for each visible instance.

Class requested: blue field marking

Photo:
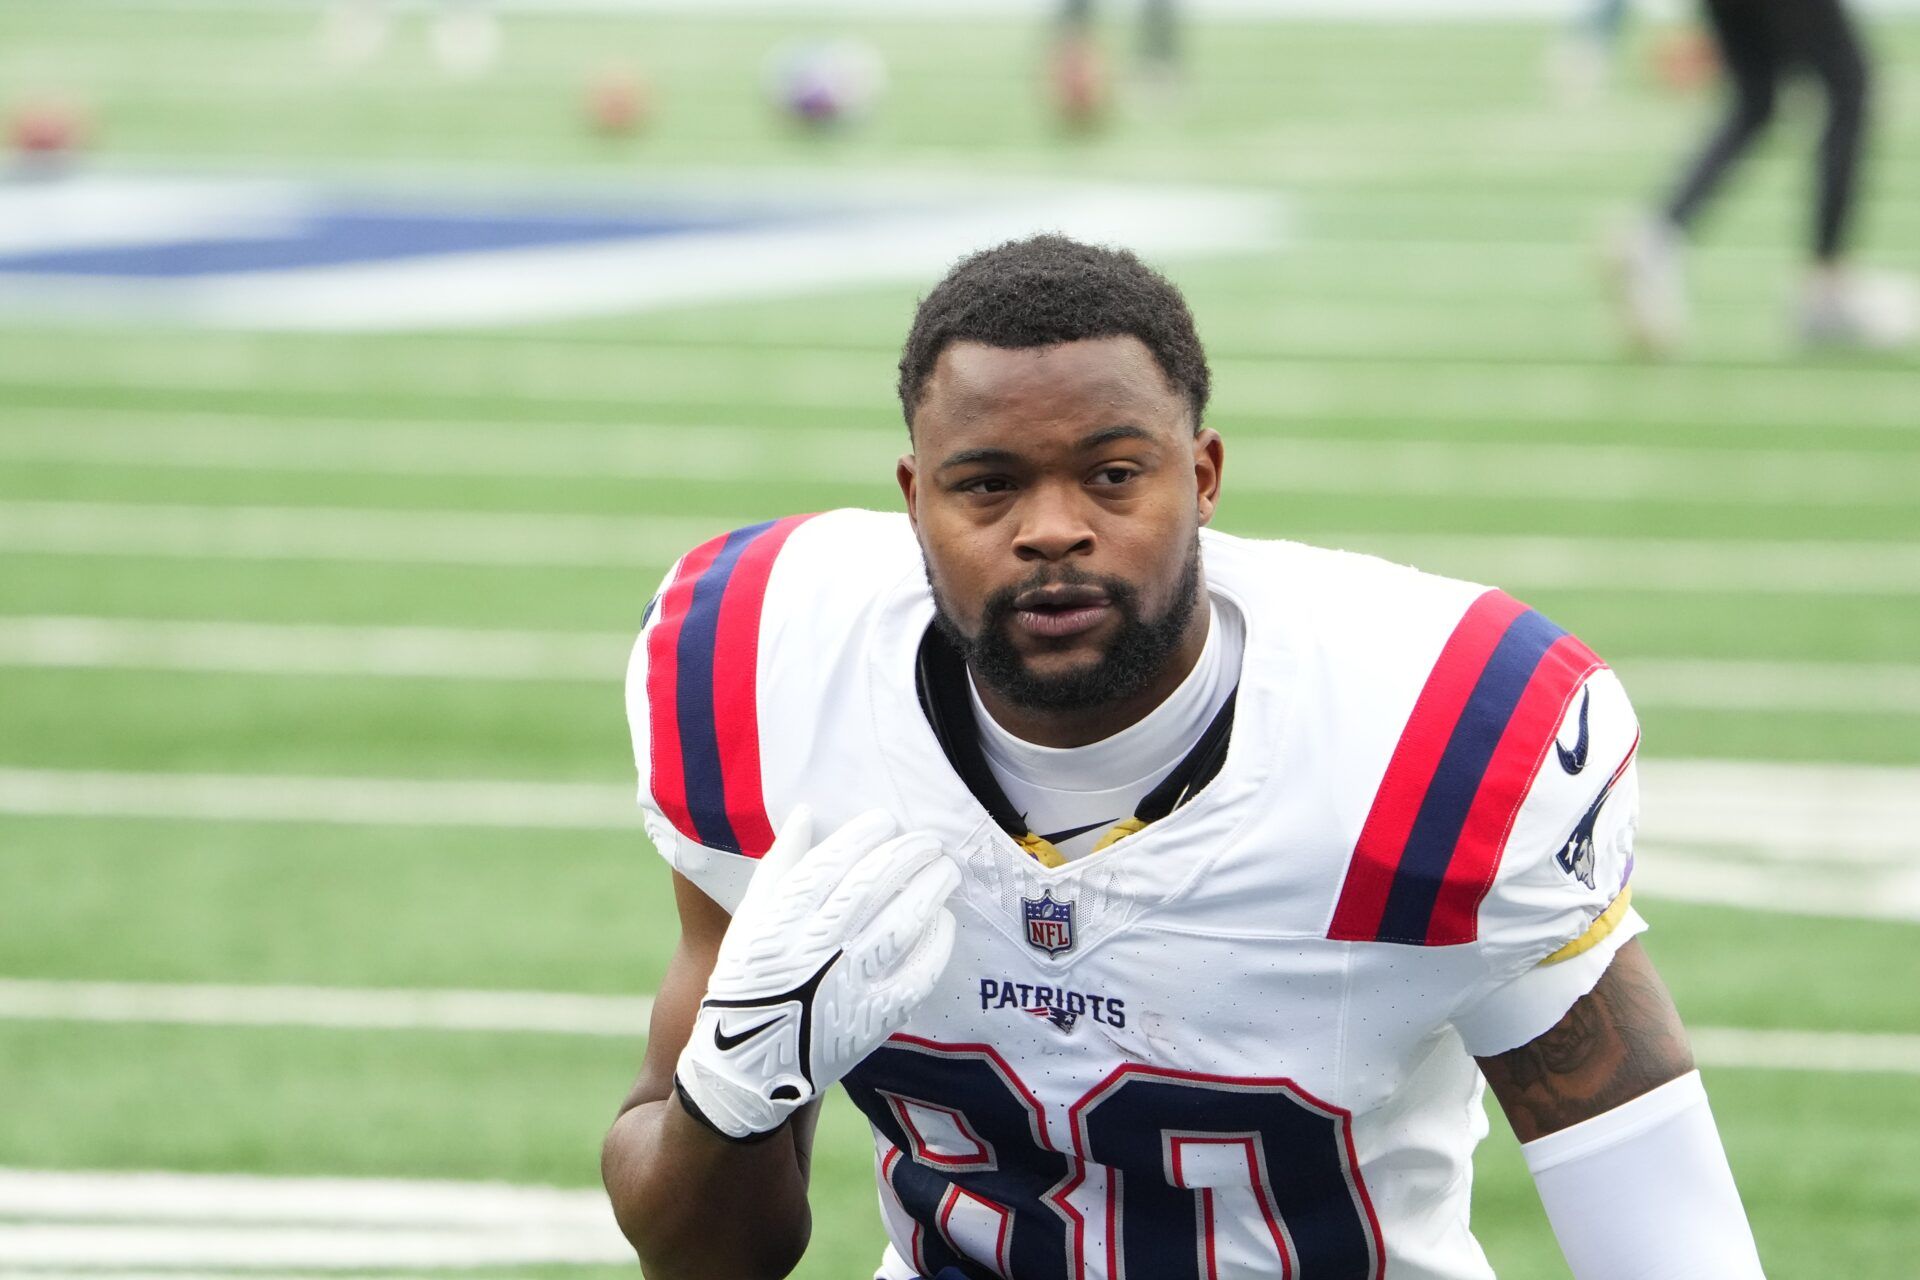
[0,205,775,278]
[0,169,1275,329]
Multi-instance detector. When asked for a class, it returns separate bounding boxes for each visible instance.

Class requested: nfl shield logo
[1022,891,1076,957]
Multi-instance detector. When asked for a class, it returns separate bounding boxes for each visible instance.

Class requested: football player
[1611,0,1914,351]
[602,236,1766,1280]
[1050,0,1180,126]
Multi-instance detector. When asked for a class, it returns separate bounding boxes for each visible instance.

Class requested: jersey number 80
[842,1037,1384,1280]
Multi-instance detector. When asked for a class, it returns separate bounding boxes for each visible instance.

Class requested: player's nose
[1010,482,1095,562]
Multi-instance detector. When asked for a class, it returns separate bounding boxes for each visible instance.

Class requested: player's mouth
[1011,585,1112,640]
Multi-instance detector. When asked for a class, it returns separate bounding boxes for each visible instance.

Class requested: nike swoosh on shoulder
[1556,687,1591,775]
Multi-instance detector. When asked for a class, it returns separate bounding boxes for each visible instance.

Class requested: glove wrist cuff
[673,1073,787,1146]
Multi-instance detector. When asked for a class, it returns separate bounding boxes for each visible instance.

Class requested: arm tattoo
[1476,941,1696,1144]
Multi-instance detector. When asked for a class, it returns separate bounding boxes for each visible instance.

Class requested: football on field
[765,37,886,126]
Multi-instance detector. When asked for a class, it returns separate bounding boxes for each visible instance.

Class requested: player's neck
[971,603,1212,749]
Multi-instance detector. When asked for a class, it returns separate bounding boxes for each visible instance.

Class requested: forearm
[601,1093,812,1280]
[1524,1070,1764,1279]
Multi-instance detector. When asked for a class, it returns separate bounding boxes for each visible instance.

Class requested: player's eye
[1088,466,1138,487]
[956,475,1014,495]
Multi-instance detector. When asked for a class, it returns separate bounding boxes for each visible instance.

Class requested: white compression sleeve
[1523,1070,1765,1280]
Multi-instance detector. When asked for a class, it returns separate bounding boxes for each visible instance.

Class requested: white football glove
[674,806,961,1142]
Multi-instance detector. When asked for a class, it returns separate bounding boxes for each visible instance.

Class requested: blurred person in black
[1611,0,1915,352]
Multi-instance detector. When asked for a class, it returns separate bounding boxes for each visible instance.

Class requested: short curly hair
[897,235,1210,433]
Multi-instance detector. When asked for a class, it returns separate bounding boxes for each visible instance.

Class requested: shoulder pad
[644,514,818,858]
[1328,589,1614,946]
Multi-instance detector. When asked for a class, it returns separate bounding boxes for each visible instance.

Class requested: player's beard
[928,535,1203,713]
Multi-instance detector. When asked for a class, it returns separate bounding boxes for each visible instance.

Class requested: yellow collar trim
[1015,831,1070,869]
[1017,815,1152,867]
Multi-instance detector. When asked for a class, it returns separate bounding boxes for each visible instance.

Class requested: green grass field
[2,4,1917,1277]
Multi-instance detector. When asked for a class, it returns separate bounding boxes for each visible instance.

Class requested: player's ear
[1193,427,1223,525]
[897,452,921,534]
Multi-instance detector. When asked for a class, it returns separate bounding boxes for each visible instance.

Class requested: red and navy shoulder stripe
[645,515,816,858]
[1329,589,1606,947]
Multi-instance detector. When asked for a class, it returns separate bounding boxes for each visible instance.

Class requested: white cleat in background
[1545,35,1612,108]
[1605,215,1690,357]
[319,0,391,69]
[1799,270,1918,351]
[429,3,503,79]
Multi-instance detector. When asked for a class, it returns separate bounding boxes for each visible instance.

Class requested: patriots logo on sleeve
[1557,819,1600,889]
[1557,747,1635,889]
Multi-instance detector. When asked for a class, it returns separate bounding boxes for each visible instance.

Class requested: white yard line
[4,617,1918,715]
[1686,1028,1920,1076]
[2,1274,438,1280]
[2,1274,447,1280]
[1623,659,1920,715]
[0,408,891,485]
[1634,849,1920,925]
[1638,758,1920,859]
[0,768,640,830]
[0,980,651,1038]
[1633,756,1920,915]
[0,500,721,568]
[0,1167,615,1227]
[0,1168,633,1269]
[1224,438,1920,508]
[0,979,1913,1075]
[0,617,628,683]
[1369,533,1920,596]
[5,500,1920,594]
[4,407,1916,506]
[0,1225,627,1269]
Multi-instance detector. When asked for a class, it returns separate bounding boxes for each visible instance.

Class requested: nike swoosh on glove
[674,806,961,1141]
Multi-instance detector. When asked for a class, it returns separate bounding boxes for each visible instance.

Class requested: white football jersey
[626,509,1644,1280]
